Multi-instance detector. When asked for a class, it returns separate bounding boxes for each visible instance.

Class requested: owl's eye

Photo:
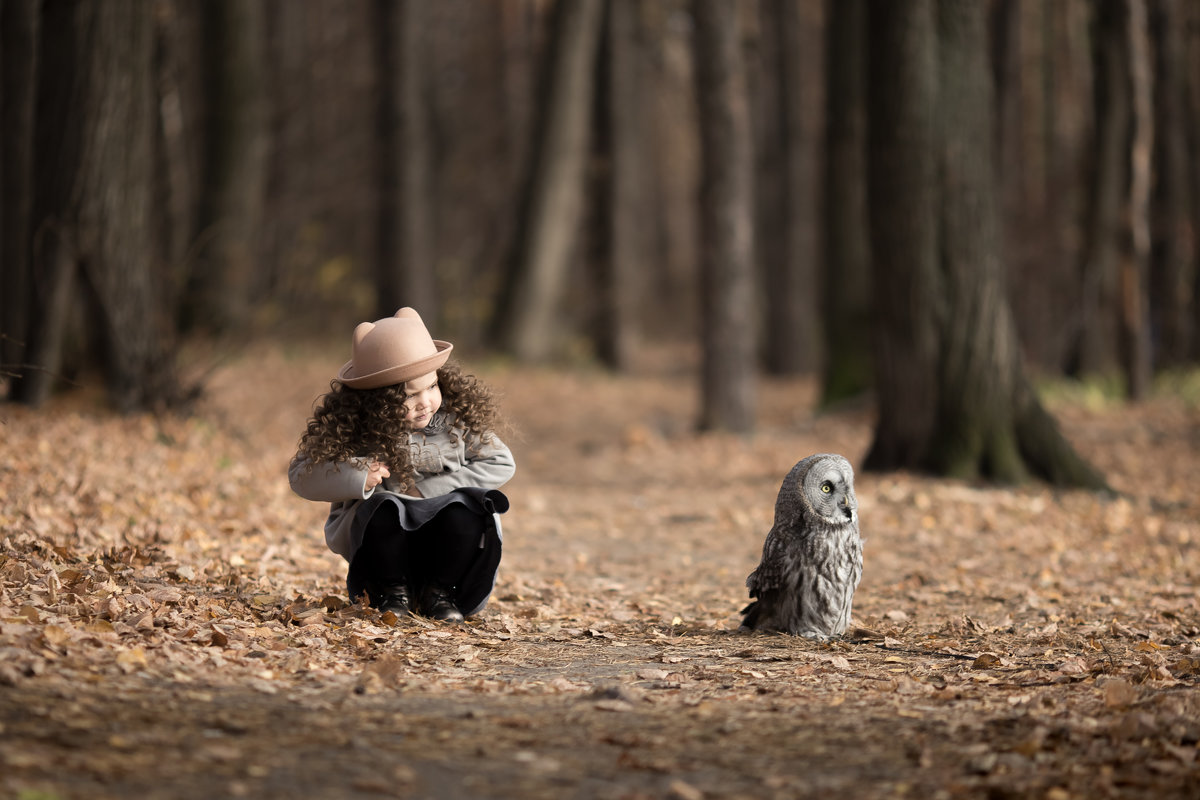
[821,482,832,493]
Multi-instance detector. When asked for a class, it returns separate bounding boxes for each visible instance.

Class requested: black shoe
[420,585,464,622]
[377,583,411,615]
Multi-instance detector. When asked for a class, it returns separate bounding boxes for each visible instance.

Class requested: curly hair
[296,361,503,492]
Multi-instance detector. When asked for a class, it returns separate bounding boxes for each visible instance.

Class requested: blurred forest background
[2,0,1198,484]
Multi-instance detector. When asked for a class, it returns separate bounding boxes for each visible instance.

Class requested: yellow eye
[821,482,832,493]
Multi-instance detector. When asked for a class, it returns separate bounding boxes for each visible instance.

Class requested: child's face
[401,371,442,428]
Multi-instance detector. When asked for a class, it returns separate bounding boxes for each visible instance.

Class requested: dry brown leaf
[668,779,704,800]
[2,349,1198,799]
[1102,678,1139,709]
[116,647,147,671]
[972,652,1002,669]
[1057,657,1088,675]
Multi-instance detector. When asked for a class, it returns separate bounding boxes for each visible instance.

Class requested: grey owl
[741,453,862,639]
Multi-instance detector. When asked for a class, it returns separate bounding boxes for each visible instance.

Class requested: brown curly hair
[296,361,503,492]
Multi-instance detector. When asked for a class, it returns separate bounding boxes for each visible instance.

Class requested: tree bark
[152,0,207,314]
[185,0,266,334]
[491,0,604,361]
[11,0,90,405]
[863,0,941,469]
[1148,0,1194,368]
[693,0,757,433]
[819,0,872,407]
[374,0,435,321]
[1188,1,1200,362]
[1044,0,1094,372]
[933,0,1028,481]
[644,6,702,341]
[14,0,177,411]
[764,0,822,376]
[1,0,40,380]
[594,0,644,371]
[1071,0,1127,377]
[1121,0,1153,399]
[866,0,1107,490]
[750,0,785,375]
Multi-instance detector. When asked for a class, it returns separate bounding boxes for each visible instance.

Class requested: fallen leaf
[116,647,147,672]
[1056,657,1088,675]
[41,625,71,646]
[1102,678,1138,709]
[669,779,704,800]
[972,653,1002,669]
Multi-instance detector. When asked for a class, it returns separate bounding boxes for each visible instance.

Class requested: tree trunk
[594,0,644,371]
[933,0,1029,481]
[863,0,941,469]
[185,0,266,334]
[491,0,604,361]
[693,0,757,433]
[1,0,40,381]
[1071,0,1127,377]
[866,0,1108,490]
[11,0,90,405]
[14,0,177,411]
[938,0,1104,488]
[152,0,207,315]
[1121,0,1154,399]
[1044,0,1094,372]
[1148,0,1194,368]
[644,6,702,341]
[374,0,435,321]
[764,0,822,376]
[750,0,785,376]
[1188,1,1200,362]
[819,0,872,408]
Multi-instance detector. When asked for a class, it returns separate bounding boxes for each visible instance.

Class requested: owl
[741,453,863,640]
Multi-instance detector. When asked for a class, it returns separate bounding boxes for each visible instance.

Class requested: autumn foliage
[1,345,1198,798]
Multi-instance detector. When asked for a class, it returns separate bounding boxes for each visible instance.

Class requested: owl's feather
[742,453,863,639]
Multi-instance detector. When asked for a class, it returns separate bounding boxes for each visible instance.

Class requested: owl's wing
[745,525,787,597]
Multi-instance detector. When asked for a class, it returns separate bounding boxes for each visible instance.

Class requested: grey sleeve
[288,455,373,502]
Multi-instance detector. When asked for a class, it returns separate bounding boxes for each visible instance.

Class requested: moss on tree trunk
[865,0,1110,493]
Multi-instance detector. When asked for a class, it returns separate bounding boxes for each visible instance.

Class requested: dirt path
[2,345,1198,798]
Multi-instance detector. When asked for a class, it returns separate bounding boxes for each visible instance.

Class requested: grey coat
[288,411,515,561]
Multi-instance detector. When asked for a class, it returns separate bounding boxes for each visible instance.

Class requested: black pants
[346,500,501,615]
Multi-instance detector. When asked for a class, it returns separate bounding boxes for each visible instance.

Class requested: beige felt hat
[336,307,452,389]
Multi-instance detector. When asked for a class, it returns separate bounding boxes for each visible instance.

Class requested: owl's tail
[739,599,761,630]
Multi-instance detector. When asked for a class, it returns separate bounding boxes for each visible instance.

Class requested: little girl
[289,307,514,622]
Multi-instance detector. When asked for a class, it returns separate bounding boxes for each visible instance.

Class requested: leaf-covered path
[2,345,1198,799]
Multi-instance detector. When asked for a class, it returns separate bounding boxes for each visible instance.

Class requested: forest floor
[1,341,1198,800]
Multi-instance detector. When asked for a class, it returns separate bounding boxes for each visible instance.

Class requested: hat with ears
[336,307,452,389]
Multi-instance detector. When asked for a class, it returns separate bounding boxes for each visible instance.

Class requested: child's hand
[365,460,391,491]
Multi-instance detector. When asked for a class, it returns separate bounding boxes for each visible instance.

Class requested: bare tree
[0,0,39,381]
[763,0,822,376]
[183,0,267,334]
[994,0,1094,372]
[1188,0,1200,363]
[12,0,179,411]
[863,0,941,468]
[1149,0,1196,367]
[593,0,646,370]
[374,0,434,320]
[1072,0,1127,377]
[693,0,757,433]
[1122,0,1153,399]
[820,0,872,407]
[491,0,604,361]
[866,0,1106,489]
